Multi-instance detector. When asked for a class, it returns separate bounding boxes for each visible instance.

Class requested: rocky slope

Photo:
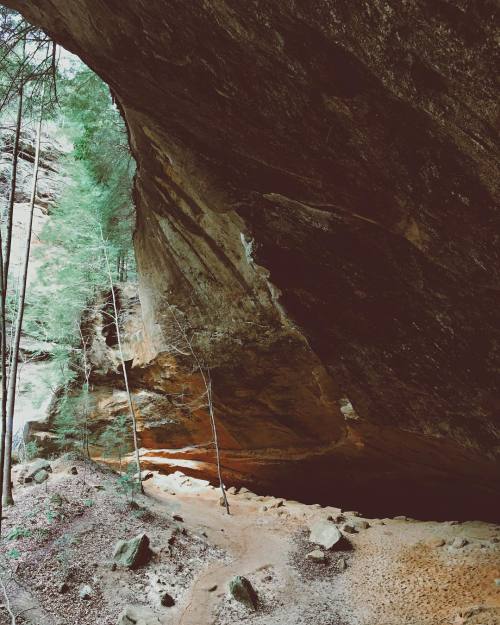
[1,458,499,625]
[0,124,68,452]
[5,0,499,519]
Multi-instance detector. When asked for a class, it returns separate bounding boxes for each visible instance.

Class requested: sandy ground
[0,459,499,625]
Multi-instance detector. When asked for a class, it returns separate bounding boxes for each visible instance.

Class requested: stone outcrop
[6,0,499,519]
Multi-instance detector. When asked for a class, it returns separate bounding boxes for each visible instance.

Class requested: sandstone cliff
[6,0,499,519]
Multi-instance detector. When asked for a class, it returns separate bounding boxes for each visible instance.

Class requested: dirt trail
[146,482,293,625]
[145,476,500,625]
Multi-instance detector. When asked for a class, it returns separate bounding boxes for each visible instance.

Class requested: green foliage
[6,526,31,540]
[6,548,21,559]
[53,388,95,453]
[23,440,40,461]
[117,462,140,501]
[98,414,131,468]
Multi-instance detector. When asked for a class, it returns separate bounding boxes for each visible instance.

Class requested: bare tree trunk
[2,106,43,506]
[166,304,230,514]
[100,229,143,493]
[3,85,24,290]
[0,231,7,533]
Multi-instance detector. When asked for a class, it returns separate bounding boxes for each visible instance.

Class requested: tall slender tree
[2,88,43,505]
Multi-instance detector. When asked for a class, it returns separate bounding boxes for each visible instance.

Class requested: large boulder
[25,459,51,482]
[309,521,342,550]
[113,533,151,569]
[33,469,49,484]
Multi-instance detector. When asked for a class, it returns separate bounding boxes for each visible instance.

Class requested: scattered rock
[50,493,64,506]
[79,585,93,600]
[261,505,268,512]
[34,469,49,484]
[70,466,78,475]
[306,549,326,562]
[226,486,237,495]
[351,519,370,530]
[229,576,258,610]
[343,510,359,517]
[141,471,154,481]
[451,537,468,549]
[117,606,161,625]
[338,557,347,570]
[172,514,183,522]
[113,533,151,569]
[326,513,343,523]
[342,523,357,534]
[160,591,175,607]
[58,582,69,594]
[427,538,445,548]
[219,496,226,507]
[309,521,342,549]
[26,459,51,480]
[268,499,284,509]
[207,584,218,592]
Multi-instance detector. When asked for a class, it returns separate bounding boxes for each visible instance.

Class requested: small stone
[50,493,64,506]
[111,563,117,571]
[326,513,343,523]
[261,505,268,512]
[352,519,370,530]
[172,514,183,522]
[343,510,359,517]
[427,538,445,548]
[207,584,218,592]
[219,496,226,507]
[306,549,326,562]
[338,557,347,570]
[141,471,154,481]
[309,521,342,549]
[229,576,258,610]
[342,523,357,534]
[113,533,151,569]
[79,585,93,600]
[70,466,78,475]
[226,486,237,495]
[34,469,49,484]
[451,537,468,549]
[269,499,284,509]
[58,582,69,594]
[160,592,175,607]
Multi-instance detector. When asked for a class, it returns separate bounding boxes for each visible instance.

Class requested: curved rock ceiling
[7,0,499,519]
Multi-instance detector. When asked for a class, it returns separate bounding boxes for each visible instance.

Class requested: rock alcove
[6,0,499,521]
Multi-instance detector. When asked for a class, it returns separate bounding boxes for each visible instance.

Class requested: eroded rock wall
[6,0,499,518]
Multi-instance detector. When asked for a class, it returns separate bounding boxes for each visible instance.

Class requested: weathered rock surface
[7,0,499,519]
[309,521,342,550]
[229,576,258,611]
[113,533,151,569]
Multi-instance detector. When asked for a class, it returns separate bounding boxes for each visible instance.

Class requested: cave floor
[145,474,500,625]
[1,459,498,625]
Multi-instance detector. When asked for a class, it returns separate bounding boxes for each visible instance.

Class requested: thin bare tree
[2,94,42,506]
[100,227,143,493]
